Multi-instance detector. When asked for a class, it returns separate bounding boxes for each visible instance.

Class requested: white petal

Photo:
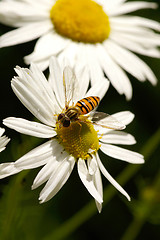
[30,58,50,72]
[93,124,110,136]
[58,41,80,68]
[105,40,158,85]
[0,135,10,152]
[94,111,133,136]
[100,131,136,145]
[32,142,70,191]
[32,157,58,190]
[115,31,160,47]
[93,164,103,213]
[85,77,110,100]
[23,0,53,11]
[105,39,145,81]
[78,159,103,204]
[15,139,61,170]
[76,67,90,100]
[0,1,49,27]
[0,20,52,47]
[32,148,71,190]
[110,33,160,58]
[3,117,56,138]
[0,162,20,179]
[30,63,57,105]
[111,23,157,37]
[11,76,55,126]
[96,45,122,95]
[84,44,104,85]
[110,25,157,42]
[96,153,130,201]
[0,147,5,153]
[29,63,60,114]
[100,0,125,12]
[87,155,98,176]
[39,156,75,203]
[63,65,79,105]
[96,44,132,100]
[71,43,88,73]
[0,128,5,137]
[110,16,160,32]
[15,64,56,110]
[112,111,134,126]
[100,143,144,164]
[109,2,157,16]
[49,57,64,109]
[94,112,126,130]
[24,32,69,64]
[15,63,57,116]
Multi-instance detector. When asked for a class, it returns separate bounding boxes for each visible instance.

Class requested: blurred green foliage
[0,1,160,240]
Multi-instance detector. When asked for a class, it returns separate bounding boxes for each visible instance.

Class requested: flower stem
[0,136,41,239]
[44,127,160,240]
[0,171,29,240]
[121,171,160,240]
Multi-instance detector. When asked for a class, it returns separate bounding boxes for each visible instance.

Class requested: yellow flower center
[50,0,110,43]
[56,119,99,159]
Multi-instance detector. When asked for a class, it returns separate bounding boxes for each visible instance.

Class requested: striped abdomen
[75,96,100,115]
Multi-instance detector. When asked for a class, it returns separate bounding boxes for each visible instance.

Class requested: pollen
[56,119,100,159]
[50,0,110,43]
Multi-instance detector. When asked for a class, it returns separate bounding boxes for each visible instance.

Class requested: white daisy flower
[0,127,10,153]
[0,57,144,212]
[0,0,159,100]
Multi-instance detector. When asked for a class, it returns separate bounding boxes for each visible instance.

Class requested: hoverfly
[57,66,125,130]
[58,96,100,127]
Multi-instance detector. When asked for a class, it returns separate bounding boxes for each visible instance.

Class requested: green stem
[0,136,39,239]
[44,128,160,240]
[0,171,29,240]
[121,172,160,240]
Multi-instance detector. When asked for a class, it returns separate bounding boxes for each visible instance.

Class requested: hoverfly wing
[91,111,126,130]
[63,66,79,108]
[91,111,109,122]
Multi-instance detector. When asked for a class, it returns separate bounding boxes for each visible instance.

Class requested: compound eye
[58,113,64,120]
[63,120,70,127]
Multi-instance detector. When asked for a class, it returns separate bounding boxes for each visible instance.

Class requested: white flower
[0,127,10,153]
[0,0,159,100]
[0,57,144,212]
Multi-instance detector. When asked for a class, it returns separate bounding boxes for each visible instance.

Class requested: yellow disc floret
[56,119,100,159]
[50,0,110,43]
